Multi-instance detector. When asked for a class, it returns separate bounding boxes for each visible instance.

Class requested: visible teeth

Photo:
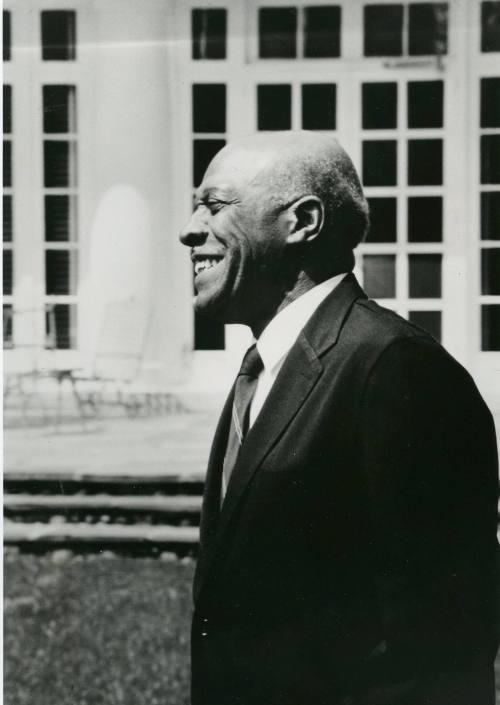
[194,258,221,275]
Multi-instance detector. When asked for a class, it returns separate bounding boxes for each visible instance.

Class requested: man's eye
[206,201,223,214]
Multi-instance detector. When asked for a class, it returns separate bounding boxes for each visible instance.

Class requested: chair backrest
[92,299,151,382]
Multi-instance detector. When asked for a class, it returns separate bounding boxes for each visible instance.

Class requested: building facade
[3,0,500,407]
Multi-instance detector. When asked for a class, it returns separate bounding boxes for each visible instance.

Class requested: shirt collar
[256,273,348,373]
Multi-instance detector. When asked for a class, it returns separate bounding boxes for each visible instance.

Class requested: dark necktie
[221,344,264,499]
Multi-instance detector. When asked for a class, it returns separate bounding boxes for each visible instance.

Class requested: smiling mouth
[193,257,224,276]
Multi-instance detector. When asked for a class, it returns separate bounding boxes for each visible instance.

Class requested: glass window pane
[409,253,442,298]
[481,248,500,294]
[41,11,76,61]
[481,2,500,53]
[45,195,77,242]
[259,8,297,59]
[3,195,12,242]
[408,80,443,128]
[192,9,227,60]
[3,11,11,62]
[3,249,12,295]
[482,304,500,350]
[481,77,500,128]
[43,85,77,133]
[44,140,77,187]
[363,254,396,298]
[3,304,13,348]
[194,313,225,350]
[408,3,448,56]
[362,140,397,186]
[408,139,443,185]
[408,310,441,341]
[364,5,403,57]
[3,139,11,187]
[408,196,442,242]
[366,197,397,242]
[193,139,226,187]
[362,82,397,129]
[481,191,500,240]
[257,84,292,130]
[481,135,500,184]
[45,303,77,349]
[3,85,12,133]
[192,84,226,133]
[304,6,341,58]
[45,250,77,295]
[302,84,336,130]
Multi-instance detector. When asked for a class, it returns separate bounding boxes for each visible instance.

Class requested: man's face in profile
[179,146,288,327]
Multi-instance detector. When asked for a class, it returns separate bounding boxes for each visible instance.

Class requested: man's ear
[285,196,324,245]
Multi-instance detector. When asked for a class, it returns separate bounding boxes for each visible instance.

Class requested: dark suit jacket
[191,274,499,705]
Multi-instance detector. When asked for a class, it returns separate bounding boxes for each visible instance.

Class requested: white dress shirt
[249,272,347,429]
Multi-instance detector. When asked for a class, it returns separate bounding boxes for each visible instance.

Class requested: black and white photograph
[3,1,500,704]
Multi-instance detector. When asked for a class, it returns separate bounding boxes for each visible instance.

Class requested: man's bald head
[208,132,369,272]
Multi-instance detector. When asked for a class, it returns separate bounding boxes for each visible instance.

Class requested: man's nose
[179,210,209,247]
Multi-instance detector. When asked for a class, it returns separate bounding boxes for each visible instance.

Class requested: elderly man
[180,132,498,705]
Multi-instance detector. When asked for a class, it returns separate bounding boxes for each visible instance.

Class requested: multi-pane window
[481,1,500,53]
[41,11,76,61]
[192,84,226,350]
[479,76,500,350]
[3,82,13,347]
[361,79,444,341]
[3,10,11,61]
[364,3,448,57]
[257,82,336,131]
[43,81,78,349]
[192,8,227,59]
[258,5,341,58]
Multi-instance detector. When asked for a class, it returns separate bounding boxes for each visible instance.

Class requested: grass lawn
[4,551,194,705]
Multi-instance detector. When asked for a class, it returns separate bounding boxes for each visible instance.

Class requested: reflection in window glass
[3,85,11,133]
[45,250,76,295]
[304,6,341,58]
[259,7,297,58]
[481,78,500,128]
[44,140,77,187]
[41,11,76,61]
[3,195,12,242]
[408,3,448,56]
[3,140,11,187]
[43,86,77,134]
[482,304,500,350]
[192,9,227,60]
[3,11,11,62]
[362,140,397,186]
[45,303,77,350]
[365,198,397,243]
[3,304,13,348]
[481,248,500,295]
[193,84,226,133]
[408,81,443,128]
[193,139,226,187]
[408,196,442,242]
[481,1,500,53]
[408,310,441,341]
[481,192,500,240]
[45,195,77,242]
[481,135,500,184]
[409,253,442,298]
[408,139,443,186]
[302,84,336,130]
[3,249,12,295]
[362,83,397,129]
[364,4,403,57]
[363,254,396,298]
[258,84,292,130]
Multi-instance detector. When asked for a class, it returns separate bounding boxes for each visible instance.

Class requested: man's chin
[194,295,245,326]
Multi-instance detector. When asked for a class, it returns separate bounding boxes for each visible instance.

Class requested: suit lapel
[194,274,366,603]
